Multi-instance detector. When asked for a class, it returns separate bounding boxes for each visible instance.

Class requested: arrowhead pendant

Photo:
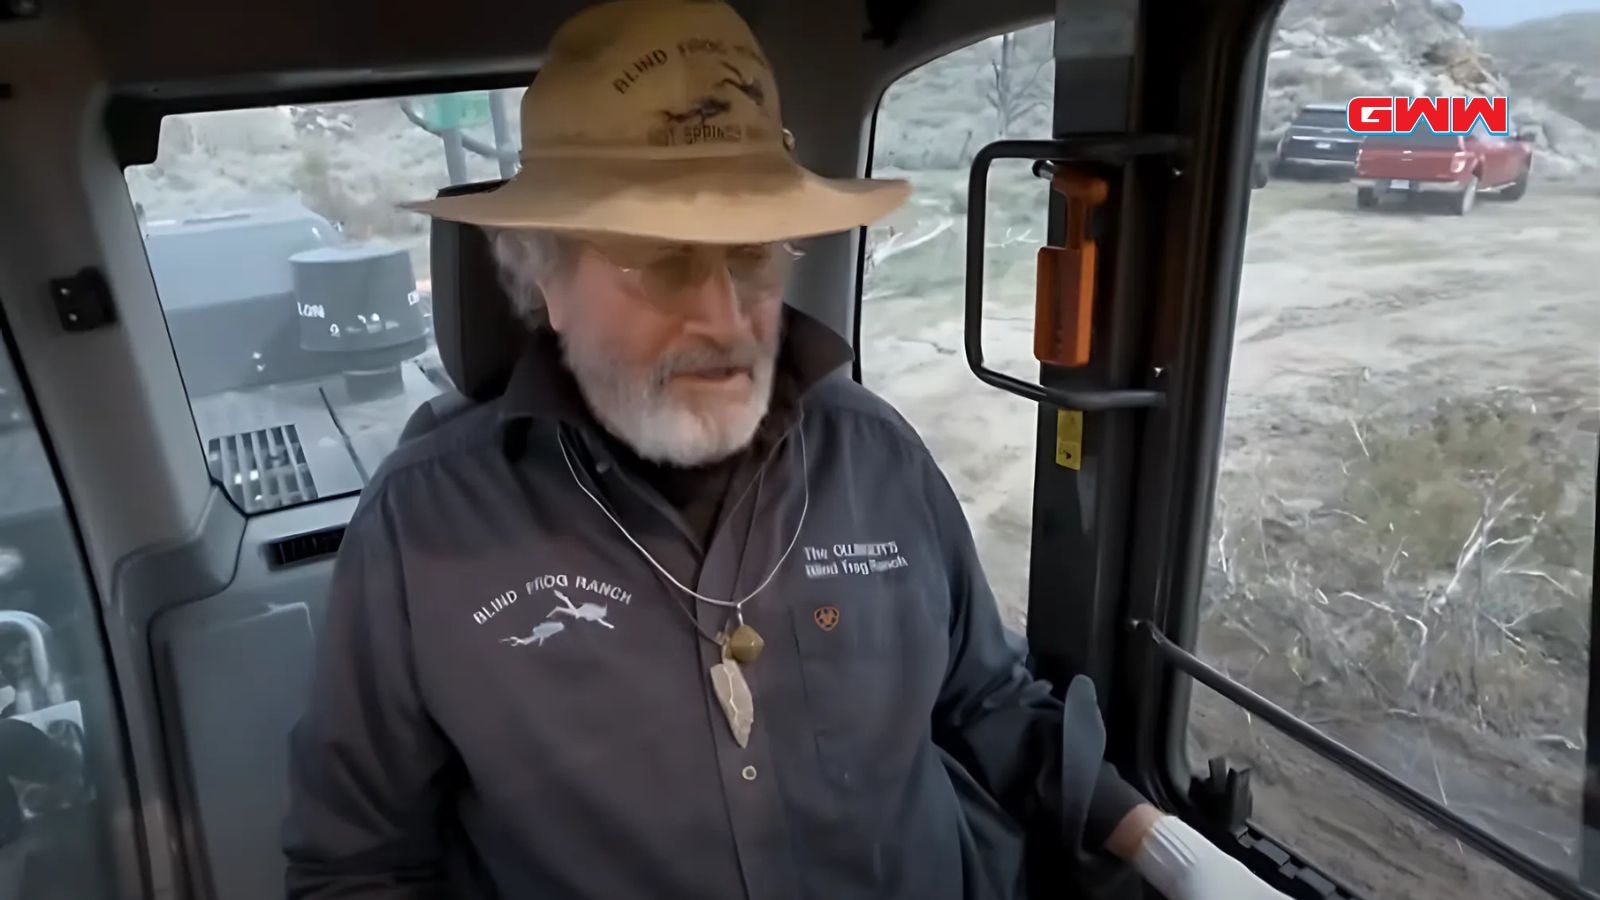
[709,658,754,748]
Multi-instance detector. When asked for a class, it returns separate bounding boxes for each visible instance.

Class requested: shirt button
[741,765,758,782]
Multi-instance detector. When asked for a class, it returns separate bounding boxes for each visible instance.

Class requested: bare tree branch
[1504,568,1575,596]
[985,32,1053,138]
[1348,416,1371,459]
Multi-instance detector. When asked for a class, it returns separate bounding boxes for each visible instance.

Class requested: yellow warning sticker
[1054,409,1084,470]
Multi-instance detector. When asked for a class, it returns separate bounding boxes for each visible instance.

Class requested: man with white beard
[283,3,1294,899]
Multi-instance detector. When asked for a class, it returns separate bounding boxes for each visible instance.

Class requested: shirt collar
[495,304,855,458]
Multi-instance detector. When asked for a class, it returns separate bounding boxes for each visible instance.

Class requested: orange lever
[1035,168,1109,368]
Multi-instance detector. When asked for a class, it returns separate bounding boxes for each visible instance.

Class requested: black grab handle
[963,136,1186,413]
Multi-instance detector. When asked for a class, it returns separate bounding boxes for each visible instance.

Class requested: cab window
[123,89,525,513]
[0,330,131,899]
[1192,0,1597,894]
[862,23,1054,629]
[865,3,1597,897]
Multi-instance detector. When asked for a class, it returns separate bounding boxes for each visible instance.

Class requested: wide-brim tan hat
[404,0,910,244]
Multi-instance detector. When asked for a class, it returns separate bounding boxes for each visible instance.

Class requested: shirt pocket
[788,586,945,791]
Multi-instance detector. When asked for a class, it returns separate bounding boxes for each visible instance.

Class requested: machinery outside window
[124,90,525,513]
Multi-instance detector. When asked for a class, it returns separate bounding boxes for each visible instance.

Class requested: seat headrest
[428,180,528,401]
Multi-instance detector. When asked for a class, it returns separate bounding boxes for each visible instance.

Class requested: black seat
[402,179,531,439]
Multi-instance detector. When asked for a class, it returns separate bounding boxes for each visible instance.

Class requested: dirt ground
[1196,177,1599,898]
[862,172,1600,898]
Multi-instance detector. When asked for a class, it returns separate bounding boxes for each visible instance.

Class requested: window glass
[1195,0,1599,889]
[0,337,132,898]
[862,24,1055,629]
[124,89,526,513]
[1188,682,1551,899]
[1291,108,1348,129]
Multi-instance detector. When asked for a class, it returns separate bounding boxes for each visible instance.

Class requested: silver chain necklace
[555,416,810,643]
[556,417,810,749]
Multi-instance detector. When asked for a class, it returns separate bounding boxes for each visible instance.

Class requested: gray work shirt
[283,309,1141,899]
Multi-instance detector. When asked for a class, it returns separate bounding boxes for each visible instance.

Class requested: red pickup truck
[1351,129,1534,215]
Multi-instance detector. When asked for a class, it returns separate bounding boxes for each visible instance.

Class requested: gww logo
[1345,96,1510,136]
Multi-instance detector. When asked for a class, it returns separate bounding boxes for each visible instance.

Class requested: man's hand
[1105,804,1291,900]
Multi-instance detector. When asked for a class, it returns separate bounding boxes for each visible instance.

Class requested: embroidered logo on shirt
[813,606,841,631]
[474,573,635,626]
[547,589,614,629]
[491,577,634,648]
[800,542,909,580]
[502,621,566,647]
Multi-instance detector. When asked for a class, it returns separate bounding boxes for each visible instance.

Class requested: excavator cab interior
[0,0,1596,897]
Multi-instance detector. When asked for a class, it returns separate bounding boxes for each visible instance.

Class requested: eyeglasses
[581,237,804,310]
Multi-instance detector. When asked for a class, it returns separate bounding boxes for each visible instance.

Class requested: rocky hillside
[1479,12,1600,134]
[1260,0,1600,177]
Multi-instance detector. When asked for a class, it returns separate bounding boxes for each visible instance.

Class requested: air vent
[206,424,318,513]
[267,526,345,568]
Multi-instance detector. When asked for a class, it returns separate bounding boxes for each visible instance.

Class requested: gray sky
[1462,0,1600,26]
